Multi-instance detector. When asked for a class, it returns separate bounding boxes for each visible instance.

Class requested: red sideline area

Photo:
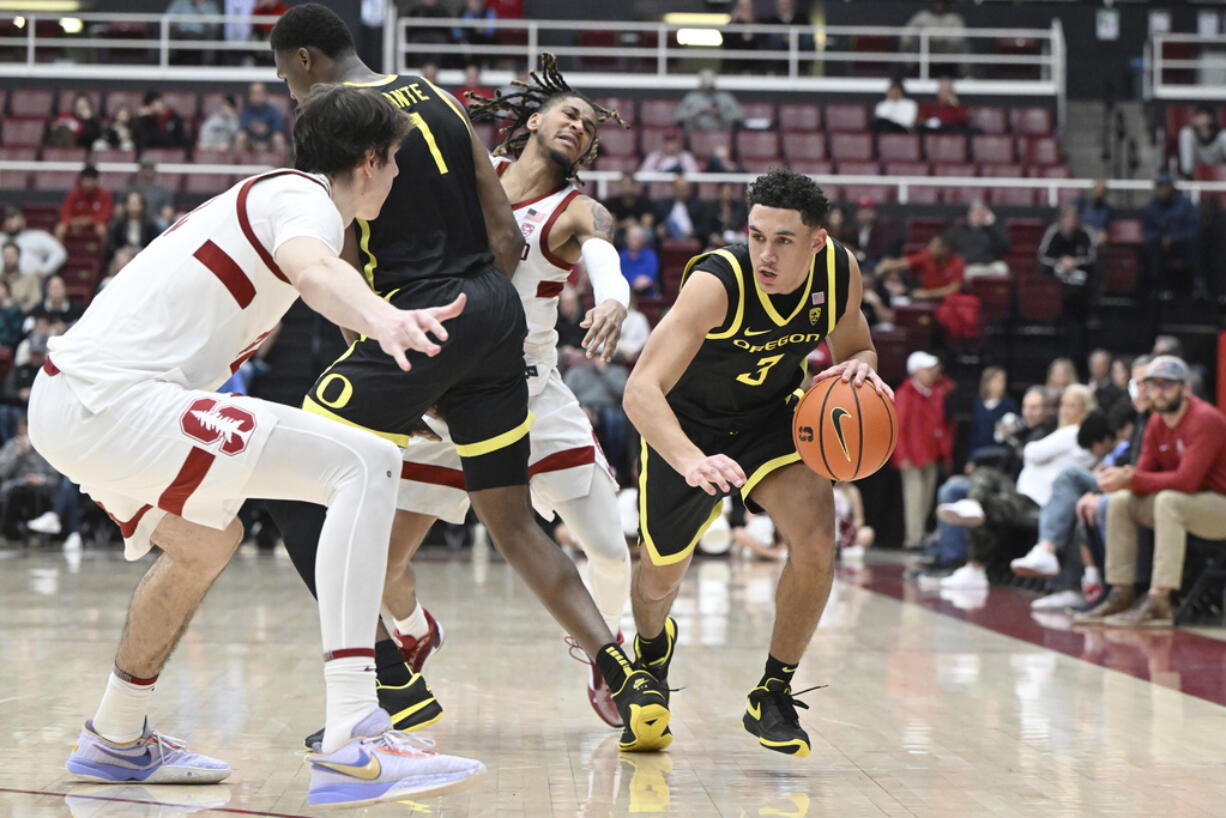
[857,563,1226,708]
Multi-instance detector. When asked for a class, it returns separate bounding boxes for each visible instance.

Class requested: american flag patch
[812,292,825,305]
[524,208,545,223]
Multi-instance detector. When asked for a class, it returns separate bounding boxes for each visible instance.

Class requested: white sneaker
[28,511,62,535]
[841,545,866,564]
[63,532,83,552]
[936,499,985,527]
[938,563,989,590]
[1030,589,1084,610]
[940,588,988,611]
[1010,545,1060,578]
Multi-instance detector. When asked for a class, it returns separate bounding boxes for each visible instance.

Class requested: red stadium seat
[1028,165,1071,178]
[689,130,731,161]
[1108,219,1144,246]
[639,99,675,128]
[0,90,6,116]
[871,326,908,385]
[967,106,1007,134]
[782,132,825,161]
[200,91,230,117]
[942,186,982,205]
[21,204,58,229]
[635,295,668,328]
[592,97,636,125]
[596,124,637,157]
[779,103,821,132]
[57,89,103,115]
[1011,107,1052,135]
[141,148,187,164]
[1016,273,1062,322]
[0,170,31,191]
[659,239,701,298]
[825,104,868,133]
[193,148,235,165]
[884,161,929,176]
[979,163,1024,177]
[790,160,833,176]
[969,274,1012,323]
[33,171,78,190]
[0,146,37,162]
[698,181,746,199]
[931,162,977,178]
[639,127,670,155]
[184,173,234,195]
[924,134,967,163]
[1019,136,1062,166]
[646,180,673,199]
[841,184,895,203]
[1102,245,1139,295]
[971,135,1014,164]
[736,130,779,161]
[741,158,781,174]
[989,187,1038,206]
[740,102,775,127]
[893,303,935,349]
[162,90,198,118]
[836,160,880,176]
[93,148,137,165]
[265,94,293,121]
[1006,218,1047,251]
[829,132,873,162]
[41,147,87,163]
[10,89,53,117]
[98,172,133,191]
[594,155,638,173]
[906,218,947,246]
[104,90,144,117]
[1,118,46,148]
[906,186,941,204]
[877,134,921,162]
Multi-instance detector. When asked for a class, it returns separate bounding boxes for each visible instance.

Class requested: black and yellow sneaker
[742,681,823,758]
[302,671,443,750]
[613,670,672,752]
[633,617,677,695]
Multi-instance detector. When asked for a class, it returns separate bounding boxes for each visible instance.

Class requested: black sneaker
[613,670,672,752]
[633,617,677,695]
[742,681,823,758]
[302,671,443,750]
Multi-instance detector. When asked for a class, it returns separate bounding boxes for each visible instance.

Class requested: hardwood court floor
[2,544,1226,817]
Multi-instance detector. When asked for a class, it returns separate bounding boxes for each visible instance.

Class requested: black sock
[594,642,634,692]
[635,628,671,666]
[759,654,797,690]
[375,639,413,685]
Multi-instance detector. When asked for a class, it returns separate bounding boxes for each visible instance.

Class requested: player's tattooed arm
[588,199,614,242]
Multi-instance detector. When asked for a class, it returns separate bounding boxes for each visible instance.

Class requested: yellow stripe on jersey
[421,77,475,137]
[357,218,378,291]
[638,438,724,566]
[681,249,746,340]
[343,74,399,87]
[453,411,534,457]
[755,246,815,327]
[302,396,410,448]
[827,243,838,335]
[742,452,803,503]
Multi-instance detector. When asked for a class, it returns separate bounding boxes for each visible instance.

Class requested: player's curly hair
[464,53,626,179]
[745,168,830,228]
[270,3,355,59]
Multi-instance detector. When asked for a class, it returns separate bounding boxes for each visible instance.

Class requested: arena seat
[883,161,929,177]
[192,148,235,165]
[969,273,1012,323]
[1101,245,1139,295]
[989,187,1039,207]
[593,155,637,173]
[10,89,53,117]
[931,162,977,178]
[32,170,78,190]
[1011,107,1052,135]
[162,90,199,118]
[789,160,833,175]
[0,147,37,162]
[639,99,675,128]
[779,103,820,132]
[836,160,880,176]
[877,134,921,162]
[104,89,144,116]
[639,126,669,155]
[979,163,1025,178]
[689,130,732,161]
[739,101,775,128]
[1,118,46,148]
[906,186,941,204]
[596,124,637,157]
[735,130,779,162]
[829,132,873,162]
[57,89,103,115]
[967,105,1007,134]
[1006,218,1046,252]
[99,172,133,191]
[41,147,88,164]
[893,303,935,349]
[1016,273,1062,321]
[1020,136,1061,165]
[971,135,1014,164]
[141,148,187,164]
[825,104,868,133]
[1108,219,1144,245]
[905,217,947,246]
[841,184,895,204]
[184,173,235,195]
[924,134,967,163]
[781,132,825,161]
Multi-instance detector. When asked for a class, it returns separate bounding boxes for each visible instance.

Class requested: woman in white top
[872,80,918,133]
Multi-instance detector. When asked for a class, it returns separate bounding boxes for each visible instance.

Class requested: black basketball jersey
[667,240,852,432]
[347,74,493,292]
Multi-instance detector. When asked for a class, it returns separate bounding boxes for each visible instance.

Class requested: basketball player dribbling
[622,169,892,757]
[30,85,485,807]
[266,5,672,753]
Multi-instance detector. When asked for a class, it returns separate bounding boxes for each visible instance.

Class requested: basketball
[792,377,898,482]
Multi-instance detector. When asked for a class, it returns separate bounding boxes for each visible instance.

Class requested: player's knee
[635,560,683,601]
[786,531,835,571]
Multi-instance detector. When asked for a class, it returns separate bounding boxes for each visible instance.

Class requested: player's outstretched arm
[276,236,466,371]
[623,271,746,495]
[565,196,630,361]
[815,251,893,399]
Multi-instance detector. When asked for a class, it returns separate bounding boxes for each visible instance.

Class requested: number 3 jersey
[667,240,851,432]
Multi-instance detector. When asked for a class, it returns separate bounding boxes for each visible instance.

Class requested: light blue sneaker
[66,720,230,784]
[308,709,485,807]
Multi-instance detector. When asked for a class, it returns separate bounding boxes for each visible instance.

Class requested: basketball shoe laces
[756,684,828,724]
[130,728,188,762]
[356,729,437,758]
[565,636,686,697]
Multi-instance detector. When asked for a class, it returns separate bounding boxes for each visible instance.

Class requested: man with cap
[892,350,954,549]
[1142,172,1204,299]
[1077,356,1226,627]
[2,206,66,279]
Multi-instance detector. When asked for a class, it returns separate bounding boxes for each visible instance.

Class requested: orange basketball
[792,377,898,481]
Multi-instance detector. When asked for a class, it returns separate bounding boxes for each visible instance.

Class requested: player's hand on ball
[580,299,627,362]
[684,454,746,496]
[814,359,894,399]
[378,293,467,371]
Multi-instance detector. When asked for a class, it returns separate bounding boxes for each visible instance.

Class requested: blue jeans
[1038,466,1099,547]
[52,476,81,535]
[934,476,969,563]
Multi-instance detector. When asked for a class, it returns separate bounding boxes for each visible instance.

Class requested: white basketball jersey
[47,170,344,412]
[494,157,582,373]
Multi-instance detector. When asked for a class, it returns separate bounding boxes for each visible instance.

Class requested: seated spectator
[1076,179,1111,245]
[563,355,630,481]
[619,226,659,297]
[54,165,113,242]
[95,103,136,152]
[721,0,759,74]
[763,0,814,75]
[134,90,189,152]
[872,79,917,133]
[166,0,221,42]
[852,196,900,272]
[902,0,969,77]
[457,64,493,104]
[0,414,60,538]
[453,0,497,53]
[0,280,23,352]
[126,159,174,229]
[616,294,651,362]
[1087,348,1123,411]
[1078,356,1226,627]
[106,192,159,264]
[27,475,86,551]
[30,275,83,327]
[0,332,45,440]
[46,94,102,150]
[555,285,588,370]
[198,94,240,152]
[937,384,1097,590]
[639,129,700,175]
[603,173,654,240]
[857,267,894,328]
[704,181,748,245]
[825,206,855,248]
[235,81,287,154]
[2,206,66,278]
[918,79,969,133]
[893,351,954,550]
[1177,105,1226,179]
[1047,357,1077,390]
[0,245,44,313]
[1039,205,1095,287]
[949,200,1009,278]
[1110,356,1131,394]
[675,69,744,135]
[1142,172,1205,299]
[652,176,706,241]
[876,233,965,303]
[970,366,1019,453]
[705,144,745,174]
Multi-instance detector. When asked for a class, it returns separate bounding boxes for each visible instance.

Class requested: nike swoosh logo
[744,328,771,337]
[312,748,382,781]
[747,701,761,720]
[782,666,797,673]
[831,407,853,462]
[96,744,154,766]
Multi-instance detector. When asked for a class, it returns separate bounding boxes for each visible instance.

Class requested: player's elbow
[622,370,654,427]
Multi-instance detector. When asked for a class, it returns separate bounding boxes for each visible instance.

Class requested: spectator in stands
[705,181,748,245]
[0,281,23,353]
[0,331,47,439]
[1046,357,1077,390]
[1080,356,1226,627]
[27,475,86,552]
[106,192,159,264]
[31,275,82,327]
[825,206,855,248]
[857,268,894,329]
[1143,172,1205,299]
[2,207,66,279]
[619,226,659,297]
[721,0,759,74]
[453,0,497,54]
[937,384,1097,590]
[950,200,1009,278]
[1087,348,1123,411]
[604,173,654,243]
[675,69,744,135]
[763,0,814,75]
[166,0,221,42]
[872,79,917,134]
[99,245,139,292]
[902,0,969,77]
[653,176,706,241]
[1039,205,1095,288]
[617,294,651,362]
[54,165,113,242]
[134,90,188,152]
[555,285,587,373]
[705,144,745,174]
[893,350,954,550]
[876,232,965,303]
[919,80,969,133]
[46,94,102,151]
[457,64,493,105]
[1,245,44,313]
[0,414,60,538]
[96,104,136,153]
[970,366,1019,453]
[639,129,700,175]
[852,196,899,272]
[235,81,287,154]
[1076,179,1111,245]
[564,354,630,482]
[1177,105,1226,179]
[198,94,240,152]
[126,158,174,230]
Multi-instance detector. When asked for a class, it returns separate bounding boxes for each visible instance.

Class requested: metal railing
[1149,33,1226,101]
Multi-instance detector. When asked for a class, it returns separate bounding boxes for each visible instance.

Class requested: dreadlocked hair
[464,53,626,179]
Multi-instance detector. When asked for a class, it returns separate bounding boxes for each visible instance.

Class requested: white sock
[1084,565,1102,585]
[393,603,430,640]
[586,555,631,636]
[553,488,632,637]
[321,656,379,754]
[92,671,154,743]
